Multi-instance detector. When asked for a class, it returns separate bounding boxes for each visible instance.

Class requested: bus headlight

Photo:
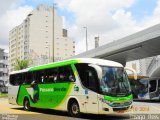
[101,99,113,105]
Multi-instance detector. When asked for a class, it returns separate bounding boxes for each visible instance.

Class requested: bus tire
[68,100,81,117]
[23,98,31,111]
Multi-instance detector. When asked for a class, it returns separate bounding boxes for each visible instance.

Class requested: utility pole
[83,27,88,51]
[53,3,56,62]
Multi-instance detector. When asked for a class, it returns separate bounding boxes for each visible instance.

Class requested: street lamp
[83,27,88,51]
[53,3,57,62]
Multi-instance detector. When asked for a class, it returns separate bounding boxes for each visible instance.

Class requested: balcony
[0,59,3,63]
[0,59,8,65]
[0,68,3,72]
[3,68,8,73]
[0,76,8,81]
[3,76,8,81]
[3,60,8,65]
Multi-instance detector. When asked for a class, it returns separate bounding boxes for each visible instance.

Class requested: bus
[8,58,136,117]
[128,76,148,99]
[137,77,160,100]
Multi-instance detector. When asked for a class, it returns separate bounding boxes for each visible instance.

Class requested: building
[0,48,8,85]
[9,4,75,72]
[132,63,137,72]
[139,57,153,76]
[95,36,99,48]
[126,57,153,76]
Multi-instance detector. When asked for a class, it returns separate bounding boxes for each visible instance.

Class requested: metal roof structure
[71,24,160,65]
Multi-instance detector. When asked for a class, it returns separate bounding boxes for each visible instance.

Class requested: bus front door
[85,90,99,114]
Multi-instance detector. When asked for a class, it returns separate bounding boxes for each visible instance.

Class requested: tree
[14,59,29,70]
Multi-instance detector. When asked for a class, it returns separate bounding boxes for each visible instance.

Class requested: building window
[3,64,5,68]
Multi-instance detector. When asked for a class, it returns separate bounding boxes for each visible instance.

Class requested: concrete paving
[0,98,160,120]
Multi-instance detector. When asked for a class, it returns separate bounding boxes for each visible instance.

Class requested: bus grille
[113,107,129,111]
[111,101,132,107]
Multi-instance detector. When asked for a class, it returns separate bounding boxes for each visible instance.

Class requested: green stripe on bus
[17,83,74,108]
[104,94,133,102]
[29,60,80,71]
[55,83,74,109]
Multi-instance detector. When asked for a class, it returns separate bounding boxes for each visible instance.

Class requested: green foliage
[14,59,29,70]
[0,93,8,98]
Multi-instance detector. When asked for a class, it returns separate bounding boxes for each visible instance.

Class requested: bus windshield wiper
[119,77,128,93]
[111,79,119,94]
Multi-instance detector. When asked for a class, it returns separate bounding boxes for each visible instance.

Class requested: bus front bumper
[100,102,133,114]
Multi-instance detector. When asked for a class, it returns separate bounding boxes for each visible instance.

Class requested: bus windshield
[100,66,131,96]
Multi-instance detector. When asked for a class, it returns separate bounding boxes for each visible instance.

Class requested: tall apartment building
[0,48,8,85]
[9,4,75,72]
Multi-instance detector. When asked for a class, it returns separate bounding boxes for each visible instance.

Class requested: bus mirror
[124,67,137,80]
[148,83,151,88]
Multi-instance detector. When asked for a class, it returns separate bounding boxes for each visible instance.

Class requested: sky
[0,0,160,55]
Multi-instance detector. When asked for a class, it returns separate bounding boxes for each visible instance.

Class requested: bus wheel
[68,101,80,117]
[23,98,31,111]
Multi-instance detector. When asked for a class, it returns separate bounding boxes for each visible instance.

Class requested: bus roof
[10,58,123,75]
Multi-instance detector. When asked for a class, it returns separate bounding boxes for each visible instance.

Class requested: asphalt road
[0,98,160,120]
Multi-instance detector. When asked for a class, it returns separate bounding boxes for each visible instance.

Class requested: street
[0,98,160,120]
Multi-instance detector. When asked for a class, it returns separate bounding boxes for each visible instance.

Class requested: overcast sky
[0,0,160,54]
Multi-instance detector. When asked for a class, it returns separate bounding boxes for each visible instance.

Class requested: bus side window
[149,80,157,92]
[75,63,99,93]
[10,74,16,85]
[10,74,23,85]
[45,68,58,83]
[14,74,22,85]
[33,71,42,84]
[85,67,99,92]
[25,72,33,84]
[57,65,75,83]
[158,80,160,88]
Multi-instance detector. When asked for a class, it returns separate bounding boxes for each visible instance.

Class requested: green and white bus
[8,58,135,117]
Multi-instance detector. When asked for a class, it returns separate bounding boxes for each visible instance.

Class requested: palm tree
[14,59,30,70]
